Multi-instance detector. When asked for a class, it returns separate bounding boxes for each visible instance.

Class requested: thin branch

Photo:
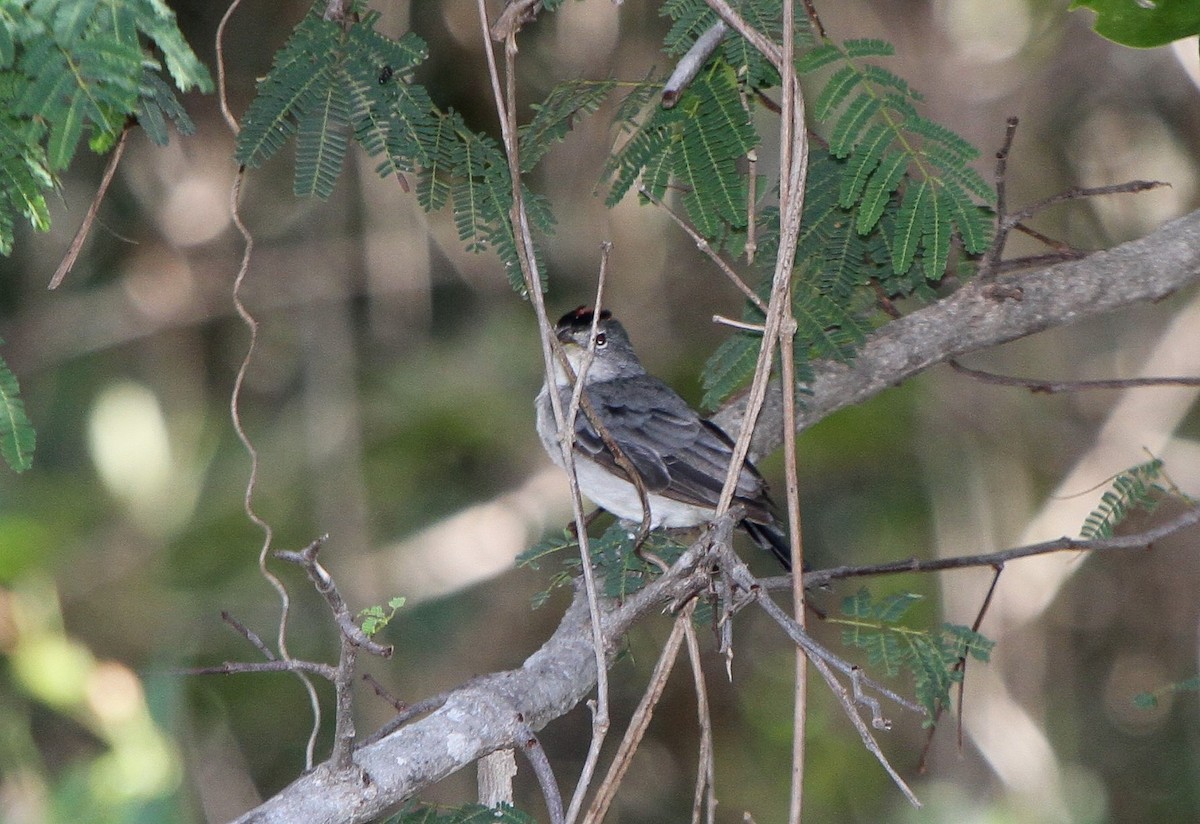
[789,503,1200,588]
[663,21,728,108]
[948,359,1200,393]
[359,691,453,747]
[979,116,1019,279]
[714,543,922,806]
[582,612,688,824]
[474,8,617,823]
[704,0,782,69]
[713,314,766,333]
[799,0,826,39]
[808,652,922,807]
[638,184,767,314]
[683,608,717,824]
[518,726,565,824]
[225,167,322,770]
[183,659,337,679]
[1003,180,1168,229]
[274,539,393,657]
[362,673,405,711]
[221,610,275,660]
[215,0,245,134]
[48,123,132,290]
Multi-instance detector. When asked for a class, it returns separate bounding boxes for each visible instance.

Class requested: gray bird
[536,306,792,569]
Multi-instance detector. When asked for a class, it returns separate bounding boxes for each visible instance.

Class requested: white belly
[536,386,713,528]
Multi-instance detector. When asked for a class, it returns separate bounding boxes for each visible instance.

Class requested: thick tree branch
[711,209,1200,458]
[233,210,1200,823]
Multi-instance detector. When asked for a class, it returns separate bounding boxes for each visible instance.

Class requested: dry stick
[914,563,1004,773]
[221,610,275,660]
[359,690,452,747]
[517,725,566,824]
[807,652,921,808]
[217,0,322,765]
[683,610,718,824]
[638,185,767,315]
[789,504,1200,588]
[582,613,689,824]
[185,659,337,679]
[48,123,131,289]
[799,0,827,39]
[1002,180,1168,230]
[274,538,395,769]
[225,168,322,770]
[705,0,783,68]
[947,359,1200,393]
[215,0,245,134]
[722,550,921,807]
[472,7,613,823]
[362,673,405,712]
[662,20,728,108]
[978,116,1019,279]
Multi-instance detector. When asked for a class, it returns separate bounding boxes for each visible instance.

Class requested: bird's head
[552,306,642,381]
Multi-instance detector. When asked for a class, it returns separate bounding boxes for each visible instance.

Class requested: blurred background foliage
[0,1,1199,822]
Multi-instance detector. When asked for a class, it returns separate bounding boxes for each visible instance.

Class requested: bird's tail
[742,518,793,571]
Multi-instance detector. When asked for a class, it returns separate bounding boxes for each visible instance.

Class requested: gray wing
[568,375,768,513]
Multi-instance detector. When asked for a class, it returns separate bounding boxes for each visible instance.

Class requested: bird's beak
[555,327,576,346]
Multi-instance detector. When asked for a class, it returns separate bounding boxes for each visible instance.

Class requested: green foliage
[0,349,34,472]
[1070,0,1200,48]
[357,596,405,637]
[518,78,616,172]
[383,802,535,824]
[0,0,209,255]
[518,521,687,606]
[236,1,608,294]
[1080,459,1166,539]
[798,38,994,280]
[836,588,994,722]
[606,60,757,239]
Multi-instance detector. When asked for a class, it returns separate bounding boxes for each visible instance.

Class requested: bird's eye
[594,332,607,348]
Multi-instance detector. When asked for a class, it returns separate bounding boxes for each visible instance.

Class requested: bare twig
[979,116,1020,279]
[638,185,767,314]
[183,659,337,679]
[714,543,923,806]
[773,4,810,821]
[712,314,766,333]
[225,167,322,770]
[359,691,453,747]
[474,7,618,822]
[221,610,275,660]
[808,652,922,807]
[683,609,717,824]
[582,612,688,824]
[518,727,565,824]
[363,673,405,711]
[1002,180,1168,230]
[789,503,1200,588]
[663,21,728,108]
[948,359,1200,393]
[215,0,245,134]
[274,538,393,657]
[704,0,782,69]
[48,123,132,290]
[799,0,826,39]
